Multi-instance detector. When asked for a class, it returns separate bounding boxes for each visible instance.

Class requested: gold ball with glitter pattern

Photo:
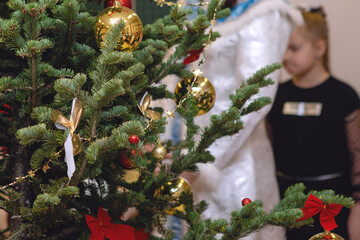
[94,1,143,51]
[154,177,192,215]
[174,74,215,116]
[152,141,167,161]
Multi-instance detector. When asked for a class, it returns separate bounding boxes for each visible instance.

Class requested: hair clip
[297,3,326,18]
[310,6,326,17]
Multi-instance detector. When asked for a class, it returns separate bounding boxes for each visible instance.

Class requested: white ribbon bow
[51,98,83,179]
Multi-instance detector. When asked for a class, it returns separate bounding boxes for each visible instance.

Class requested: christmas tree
[0,0,354,239]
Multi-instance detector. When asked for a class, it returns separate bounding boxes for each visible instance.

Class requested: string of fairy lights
[0,0,219,192]
[0,149,63,191]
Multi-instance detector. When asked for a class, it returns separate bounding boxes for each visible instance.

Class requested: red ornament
[128,135,139,144]
[241,198,252,206]
[86,207,135,240]
[183,47,204,65]
[0,104,11,116]
[296,194,343,231]
[0,146,8,160]
[104,0,115,8]
[119,152,135,169]
[0,146,8,154]
[119,149,143,169]
[104,0,132,9]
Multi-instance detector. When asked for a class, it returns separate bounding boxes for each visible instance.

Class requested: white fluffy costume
[188,0,302,239]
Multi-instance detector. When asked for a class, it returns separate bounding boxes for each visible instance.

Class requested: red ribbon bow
[86,207,135,240]
[104,0,132,9]
[134,228,149,240]
[296,194,343,231]
[183,48,204,65]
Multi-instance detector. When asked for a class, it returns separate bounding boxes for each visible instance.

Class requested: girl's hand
[348,201,360,240]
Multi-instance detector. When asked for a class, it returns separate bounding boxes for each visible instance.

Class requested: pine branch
[0,1,355,239]
[181,183,354,240]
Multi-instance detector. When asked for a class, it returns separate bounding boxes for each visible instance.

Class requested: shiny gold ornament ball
[155,177,192,215]
[152,142,167,161]
[94,5,143,51]
[174,75,215,116]
[309,232,344,240]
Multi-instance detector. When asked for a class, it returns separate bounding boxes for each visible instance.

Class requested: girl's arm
[345,108,360,240]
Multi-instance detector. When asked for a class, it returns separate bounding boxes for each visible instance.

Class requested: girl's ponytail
[301,6,330,73]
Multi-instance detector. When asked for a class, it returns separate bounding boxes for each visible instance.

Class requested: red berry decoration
[128,135,139,144]
[241,198,252,206]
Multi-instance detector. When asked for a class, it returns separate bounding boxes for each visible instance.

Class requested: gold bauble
[117,169,140,192]
[123,169,140,183]
[152,142,167,161]
[94,4,143,51]
[155,177,192,215]
[309,231,344,240]
[174,75,215,116]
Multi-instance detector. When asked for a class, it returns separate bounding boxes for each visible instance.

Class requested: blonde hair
[301,7,330,73]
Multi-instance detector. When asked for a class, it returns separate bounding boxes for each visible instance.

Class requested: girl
[268,7,360,240]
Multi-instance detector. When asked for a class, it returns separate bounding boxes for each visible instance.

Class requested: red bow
[183,48,204,65]
[296,194,343,231]
[134,228,149,240]
[104,0,132,9]
[86,207,135,240]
